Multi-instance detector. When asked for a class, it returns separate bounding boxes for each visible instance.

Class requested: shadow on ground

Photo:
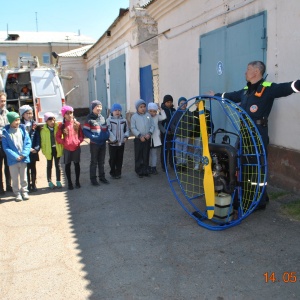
[65,139,300,299]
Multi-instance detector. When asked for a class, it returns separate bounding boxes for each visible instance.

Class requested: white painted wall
[147,0,300,151]
[85,11,141,113]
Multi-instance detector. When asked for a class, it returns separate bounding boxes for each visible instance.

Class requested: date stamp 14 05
[264,272,298,283]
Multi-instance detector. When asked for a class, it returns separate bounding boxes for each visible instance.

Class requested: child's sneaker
[56,181,62,189]
[22,192,30,200]
[15,194,23,202]
[48,181,55,189]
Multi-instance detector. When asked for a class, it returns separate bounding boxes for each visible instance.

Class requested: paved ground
[0,137,300,300]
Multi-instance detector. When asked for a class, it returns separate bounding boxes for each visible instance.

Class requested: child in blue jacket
[83,100,110,186]
[2,112,31,201]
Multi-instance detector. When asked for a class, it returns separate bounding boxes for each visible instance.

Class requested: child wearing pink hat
[56,105,84,190]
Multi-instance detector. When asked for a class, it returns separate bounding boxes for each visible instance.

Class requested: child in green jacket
[40,112,64,189]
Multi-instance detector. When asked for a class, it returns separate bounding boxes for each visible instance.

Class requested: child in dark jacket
[56,105,84,190]
[106,103,130,179]
[2,112,31,201]
[159,94,176,171]
[170,97,193,171]
[83,100,110,186]
[19,105,40,192]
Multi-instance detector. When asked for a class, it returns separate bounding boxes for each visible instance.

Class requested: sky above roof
[0,0,129,40]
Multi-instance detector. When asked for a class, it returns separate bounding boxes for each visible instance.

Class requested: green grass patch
[282,200,300,221]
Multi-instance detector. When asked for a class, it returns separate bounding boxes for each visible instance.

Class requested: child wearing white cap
[147,102,166,174]
[19,105,40,192]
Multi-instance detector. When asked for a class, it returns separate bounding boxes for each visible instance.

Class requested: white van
[0,56,65,124]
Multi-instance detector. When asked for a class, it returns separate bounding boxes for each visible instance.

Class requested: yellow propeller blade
[198,100,215,219]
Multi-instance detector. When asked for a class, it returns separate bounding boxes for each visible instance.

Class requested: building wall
[84,8,158,113]
[0,43,89,68]
[59,57,88,113]
[57,0,300,191]
[146,0,300,192]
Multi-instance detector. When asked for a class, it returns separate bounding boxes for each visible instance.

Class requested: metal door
[226,13,266,90]
[96,64,108,113]
[200,12,266,94]
[199,12,266,132]
[87,67,95,107]
[109,54,126,113]
[199,27,226,95]
[140,65,154,105]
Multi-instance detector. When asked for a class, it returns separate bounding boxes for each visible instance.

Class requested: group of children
[130,95,208,175]
[2,104,84,201]
[130,99,168,177]
[1,93,182,201]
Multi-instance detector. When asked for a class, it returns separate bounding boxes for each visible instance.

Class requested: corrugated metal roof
[142,0,158,8]
[58,45,93,57]
[0,31,95,44]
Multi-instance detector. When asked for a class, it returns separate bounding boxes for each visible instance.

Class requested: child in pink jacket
[56,105,84,190]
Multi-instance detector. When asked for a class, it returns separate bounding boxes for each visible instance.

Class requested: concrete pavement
[1,137,300,300]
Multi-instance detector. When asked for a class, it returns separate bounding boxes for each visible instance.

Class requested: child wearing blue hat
[106,103,130,179]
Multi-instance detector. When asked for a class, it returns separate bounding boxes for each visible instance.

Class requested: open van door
[0,73,3,91]
[30,68,65,124]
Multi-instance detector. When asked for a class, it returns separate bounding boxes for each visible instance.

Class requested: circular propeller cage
[164,96,267,230]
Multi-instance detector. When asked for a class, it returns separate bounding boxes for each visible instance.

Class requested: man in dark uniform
[209,60,300,210]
